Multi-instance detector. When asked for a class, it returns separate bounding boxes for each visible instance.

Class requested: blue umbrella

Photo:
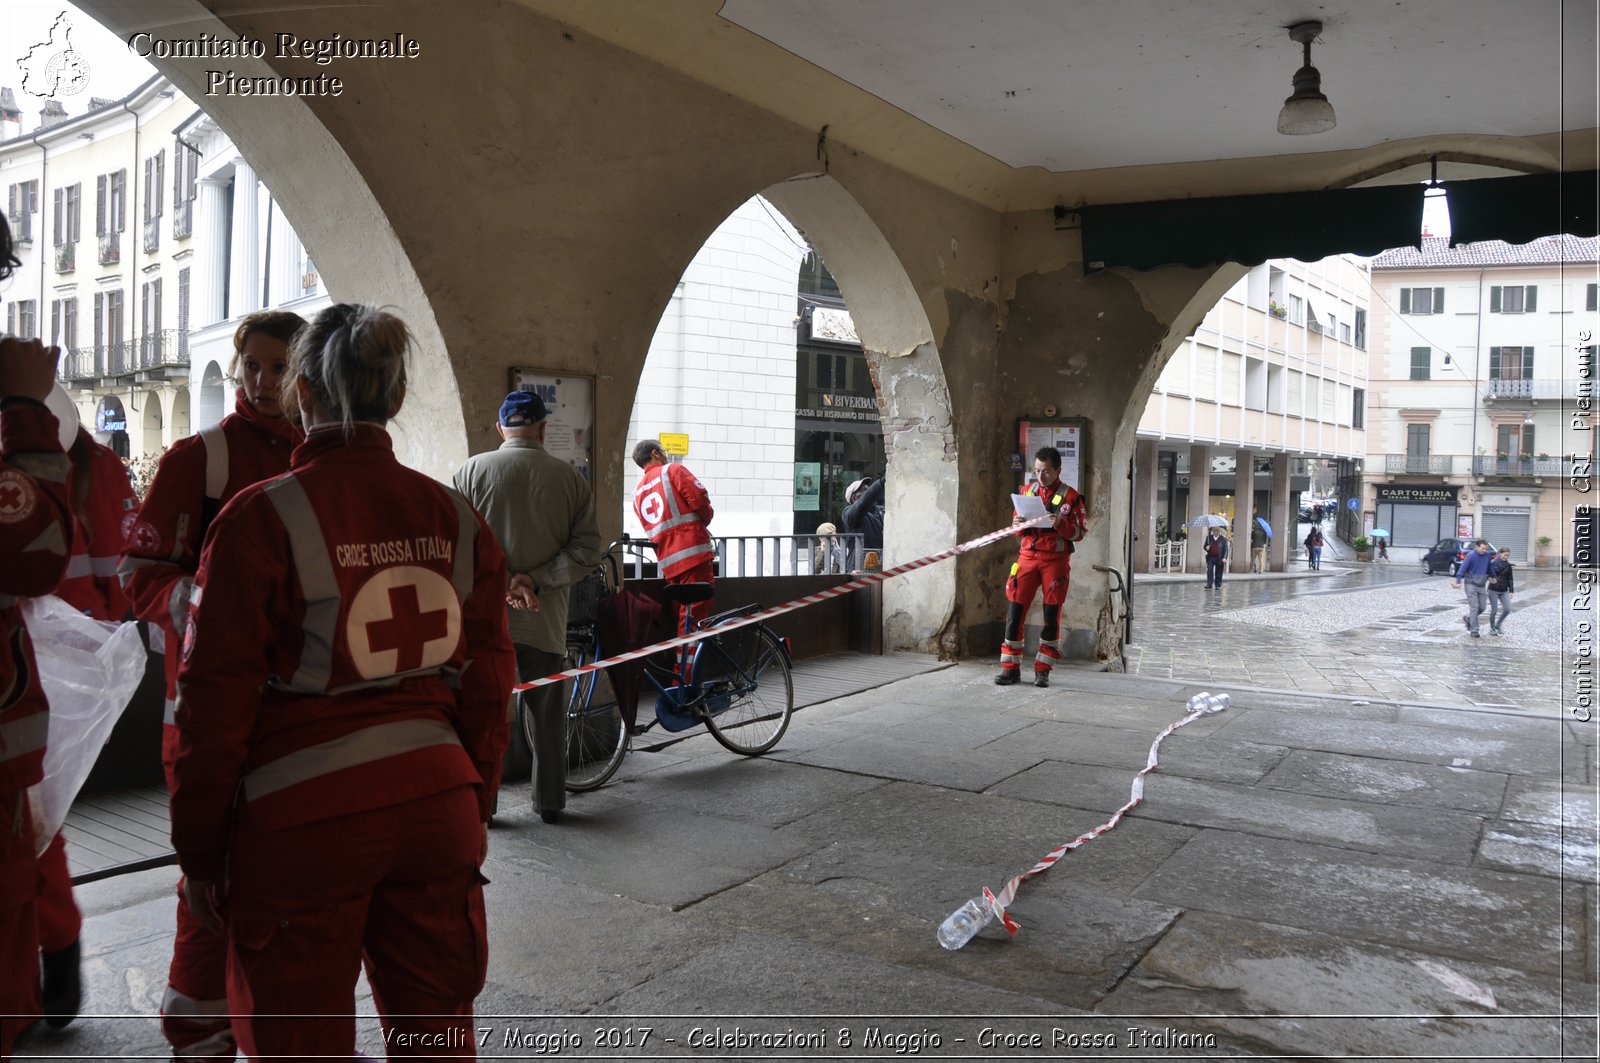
[1369,528,1390,538]
[1255,516,1272,538]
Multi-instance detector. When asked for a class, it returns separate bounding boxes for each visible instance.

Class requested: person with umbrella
[1200,519,1230,588]
[1370,528,1390,562]
[1250,517,1270,573]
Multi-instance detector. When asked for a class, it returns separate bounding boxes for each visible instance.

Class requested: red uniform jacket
[119,391,301,755]
[170,425,515,881]
[56,429,138,620]
[632,461,714,578]
[0,400,73,796]
[1016,479,1087,561]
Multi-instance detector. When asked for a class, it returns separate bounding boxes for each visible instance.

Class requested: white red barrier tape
[511,515,1053,693]
[943,692,1232,947]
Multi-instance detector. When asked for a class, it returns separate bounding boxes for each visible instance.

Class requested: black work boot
[1033,672,1050,688]
[994,669,1021,686]
[41,938,82,1028]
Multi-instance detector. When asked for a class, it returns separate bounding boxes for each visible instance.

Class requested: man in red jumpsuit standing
[996,446,1087,689]
[31,426,139,1030]
[0,323,73,1057]
[631,438,715,628]
[118,309,303,1059]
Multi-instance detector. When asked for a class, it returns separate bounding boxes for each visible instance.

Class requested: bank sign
[1375,485,1460,503]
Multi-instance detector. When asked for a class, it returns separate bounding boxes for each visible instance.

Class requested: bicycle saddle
[660,582,715,605]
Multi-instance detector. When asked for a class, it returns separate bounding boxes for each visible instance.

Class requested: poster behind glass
[509,369,594,481]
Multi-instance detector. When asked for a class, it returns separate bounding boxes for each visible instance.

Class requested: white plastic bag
[22,595,147,850]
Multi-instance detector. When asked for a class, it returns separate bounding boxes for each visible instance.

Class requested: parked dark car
[1422,537,1495,576]
[1297,507,1316,522]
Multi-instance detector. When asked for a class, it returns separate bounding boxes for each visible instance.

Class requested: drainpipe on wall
[1468,265,1486,504]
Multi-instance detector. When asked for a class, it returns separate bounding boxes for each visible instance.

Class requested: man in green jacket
[454,390,601,823]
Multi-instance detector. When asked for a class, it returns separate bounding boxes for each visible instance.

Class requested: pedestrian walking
[1304,526,1324,569]
[169,304,515,1059]
[1375,536,1389,562]
[1249,522,1268,573]
[1487,548,1515,635]
[1203,529,1229,587]
[1453,539,1494,638]
[454,390,602,824]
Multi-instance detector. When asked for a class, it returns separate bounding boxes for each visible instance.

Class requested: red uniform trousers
[999,553,1072,677]
[162,750,234,1060]
[1,791,42,1060]
[666,557,715,630]
[34,831,80,952]
[224,785,486,1060]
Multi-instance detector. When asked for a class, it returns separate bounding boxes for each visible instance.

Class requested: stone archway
[197,361,226,431]
[74,0,468,472]
[172,387,191,440]
[761,177,957,654]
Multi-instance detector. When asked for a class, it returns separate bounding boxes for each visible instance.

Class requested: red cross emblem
[0,471,38,524]
[347,565,461,680]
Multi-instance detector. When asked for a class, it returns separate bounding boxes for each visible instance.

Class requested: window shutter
[96,175,106,237]
[1490,286,1502,312]
[1400,288,1411,313]
[70,184,80,242]
[154,278,162,333]
[53,188,63,245]
[156,150,165,217]
[50,300,59,344]
[1524,285,1536,312]
[1524,348,1534,379]
[1523,426,1536,456]
[1432,287,1444,313]
[1589,283,1598,312]
[7,184,15,220]
[1489,347,1501,376]
[6,305,13,335]
[93,293,102,348]
[173,140,182,204]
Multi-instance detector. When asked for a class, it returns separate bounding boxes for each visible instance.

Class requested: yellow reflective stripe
[241,717,461,803]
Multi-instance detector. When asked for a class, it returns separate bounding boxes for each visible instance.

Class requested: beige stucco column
[225,159,259,320]
[1133,437,1157,573]
[1186,444,1211,573]
[1270,454,1292,571]
[194,177,228,328]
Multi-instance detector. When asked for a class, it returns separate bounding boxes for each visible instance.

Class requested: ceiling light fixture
[1276,20,1336,135]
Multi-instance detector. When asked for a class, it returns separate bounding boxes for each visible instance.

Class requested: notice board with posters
[508,369,594,481]
[1016,417,1087,494]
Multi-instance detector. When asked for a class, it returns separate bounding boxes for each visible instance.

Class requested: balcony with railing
[1473,455,1566,477]
[1483,378,1580,402]
[172,199,192,240]
[143,216,160,254]
[54,242,75,273]
[59,330,189,383]
[1384,455,1455,475]
[98,232,120,266]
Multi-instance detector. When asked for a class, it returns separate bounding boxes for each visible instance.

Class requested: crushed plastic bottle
[936,896,995,950]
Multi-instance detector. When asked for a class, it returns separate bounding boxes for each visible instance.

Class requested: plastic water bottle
[936,897,994,950]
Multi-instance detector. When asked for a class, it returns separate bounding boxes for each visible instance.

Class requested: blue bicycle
[555,540,795,791]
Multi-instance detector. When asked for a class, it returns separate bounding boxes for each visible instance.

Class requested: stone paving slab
[1135,829,1577,977]
[1478,816,1600,879]
[1100,910,1588,1060]
[1502,775,1600,827]
[775,728,1042,792]
[1214,709,1576,779]
[991,760,1485,864]
[1258,748,1509,814]
[983,719,1292,786]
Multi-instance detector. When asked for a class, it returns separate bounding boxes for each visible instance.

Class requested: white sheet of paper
[1011,493,1047,519]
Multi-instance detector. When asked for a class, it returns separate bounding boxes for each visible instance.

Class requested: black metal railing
[143,216,160,254]
[98,232,120,266]
[1484,378,1576,401]
[1384,455,1454,475]
[54,242,75,273]
[59,331,189,380]
[1473,456,1565,477]
[172,200,192,239]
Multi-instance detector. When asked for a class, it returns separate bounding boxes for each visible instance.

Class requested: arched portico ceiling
[534,0,1597,209]
[71,0,468,474]
[763,176,955,653]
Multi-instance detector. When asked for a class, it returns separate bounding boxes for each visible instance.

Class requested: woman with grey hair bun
[168,304,516,1059]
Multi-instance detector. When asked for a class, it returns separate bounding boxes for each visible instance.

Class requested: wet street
[1125,561,1572,715]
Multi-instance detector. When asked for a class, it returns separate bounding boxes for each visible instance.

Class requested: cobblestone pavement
[1125,562,1573,714]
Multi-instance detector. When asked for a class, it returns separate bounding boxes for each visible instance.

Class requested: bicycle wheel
[562,638,628,792]
[695,625,793,755]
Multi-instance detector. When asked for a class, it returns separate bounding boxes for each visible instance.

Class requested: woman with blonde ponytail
[168,304,514,1059]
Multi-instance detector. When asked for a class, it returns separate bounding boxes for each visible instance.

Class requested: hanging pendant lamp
[1277,21,1337,135]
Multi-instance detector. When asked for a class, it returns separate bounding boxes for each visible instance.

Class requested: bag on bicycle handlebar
[595,587,663,733]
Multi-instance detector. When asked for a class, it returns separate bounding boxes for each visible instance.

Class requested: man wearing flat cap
[454,390,600,823]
